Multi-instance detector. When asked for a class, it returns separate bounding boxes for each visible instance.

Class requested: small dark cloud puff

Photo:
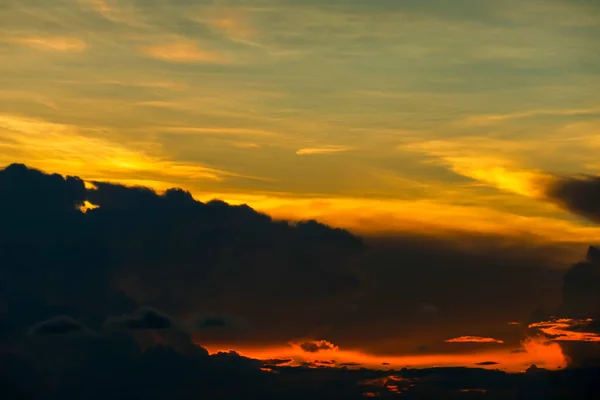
[29,316,87,335]
[197,317,227,328]
[104,308,174,330]
[475,361,499,366]
[340,362,362,367]
[298,340,338,353]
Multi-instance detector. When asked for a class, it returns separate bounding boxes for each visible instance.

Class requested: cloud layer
[2,164,600,397]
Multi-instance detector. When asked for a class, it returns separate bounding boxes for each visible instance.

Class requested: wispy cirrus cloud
[463,107,600,125]
[86,0,144,26]
[296,147,350,156]
[402,138,552,198]
[0,114,238,183]
[8,36,87,52]
[141,39,232,63]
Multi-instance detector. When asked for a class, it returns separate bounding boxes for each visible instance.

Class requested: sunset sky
[2,0,600,240]
[2,0,600,388]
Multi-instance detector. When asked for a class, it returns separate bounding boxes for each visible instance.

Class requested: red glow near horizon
[200,335,566,373]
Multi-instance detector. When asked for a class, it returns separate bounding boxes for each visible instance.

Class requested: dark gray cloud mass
[546,175,600,224]
[1,164,600,398]
[28,316,87,336]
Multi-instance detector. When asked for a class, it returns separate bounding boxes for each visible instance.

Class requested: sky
[1,1,600,398]
[2,0,600,242]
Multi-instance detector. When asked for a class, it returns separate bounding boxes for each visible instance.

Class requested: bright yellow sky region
[1,0,600,241]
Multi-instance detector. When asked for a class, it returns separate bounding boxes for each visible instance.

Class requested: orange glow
[191,191,600,246]
[529,318,600,342]
[445,336,504,344]
[461,389,487,393]
[202,335,566,373]
[78,200,99,213]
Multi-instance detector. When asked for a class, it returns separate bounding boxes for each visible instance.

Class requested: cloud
[562,246,600,318]
[545,175,600,224]
[401,139,551,198]
[29,317,87,335]
[526,246,600,367]
[104,308,174,331]
[0,114,240,183]
[4,164,600,397]
[10,36,86,52]
[445,336,504,344]
[214,191,600,243]
[87,0,143,26]
[463,107,600,125]
[529,318,600,342]
[475,361,499,366]
[0,164,365,346]
[196,317,229,329]
[0,163,597,369]
[296,147,350,156]
[141,40,232,63]
[262,358,293,366]
[297,340,339,353]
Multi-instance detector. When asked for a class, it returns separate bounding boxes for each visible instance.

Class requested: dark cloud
[3,163,600,398]
[262,358,293,366]
[0,163,86,214]
[341,362,362,367]
[562,246,600,319]
[299,340,338,353]
[195,316,229,329]
[0,163,585,356]
[546,175,600,223]
[0,163,364,348]
[475,361,499,366]
[314,359,336,365]
[104,308,174,331]
[28,316,87,336]
[525,246,600,367]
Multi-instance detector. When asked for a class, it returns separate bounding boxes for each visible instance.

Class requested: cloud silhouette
[526,246,600,367]
[196,317,228,328]
[298,340,338,353]
[2,164,600,397]
[29,316,87,335]
[104,308,174,330]
[445,336,504,344]
[546,175,600,223]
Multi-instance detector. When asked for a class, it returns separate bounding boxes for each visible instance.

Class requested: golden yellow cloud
[402,139,552,198]
[141,40,232,63]
[190,191,600,248]
[209,16,255,41]
[0,114,234,183]
[10,36,86,52]
[296,147,350,155]
[464,107,600,125]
